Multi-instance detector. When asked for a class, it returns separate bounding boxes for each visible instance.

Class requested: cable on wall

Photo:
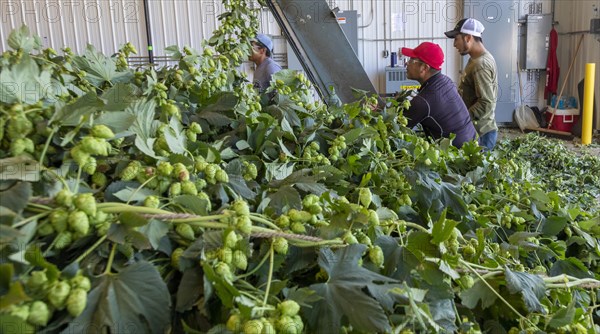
[142,0,154,64]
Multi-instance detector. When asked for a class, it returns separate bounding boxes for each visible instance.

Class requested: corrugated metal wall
[345,0,462,91]
[554,0,600,128]
[1,0,599,129]
[0,1,147,55]
[1,0,463,92]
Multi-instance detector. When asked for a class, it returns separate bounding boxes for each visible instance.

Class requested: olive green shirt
[458,51,499,135]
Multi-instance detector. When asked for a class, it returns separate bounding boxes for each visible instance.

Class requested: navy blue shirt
[405,72,477,148]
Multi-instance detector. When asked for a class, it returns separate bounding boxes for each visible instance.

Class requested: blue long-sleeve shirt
[405,72,477,148]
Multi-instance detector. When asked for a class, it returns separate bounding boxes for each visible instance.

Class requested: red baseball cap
[401,42,444,70]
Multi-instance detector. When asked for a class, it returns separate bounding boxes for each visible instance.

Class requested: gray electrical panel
[525,14,552,70]
[287,10,358,71]
[591,18,600,34]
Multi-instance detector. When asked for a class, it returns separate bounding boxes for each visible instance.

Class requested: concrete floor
[498,127,600,156]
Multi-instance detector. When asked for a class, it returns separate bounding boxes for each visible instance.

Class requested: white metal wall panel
[555,0,600,129]
[2,0,467,93]
[352,0,464,92]
[147,0,229,52]
[1,0,147,56]
[147,0,174,54]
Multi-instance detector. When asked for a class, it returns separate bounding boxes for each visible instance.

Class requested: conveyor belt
[266,0,379,105]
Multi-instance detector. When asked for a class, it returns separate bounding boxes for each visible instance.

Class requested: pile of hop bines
[2,2,600,334]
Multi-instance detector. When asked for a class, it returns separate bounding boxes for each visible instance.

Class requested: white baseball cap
[444,18,485,38]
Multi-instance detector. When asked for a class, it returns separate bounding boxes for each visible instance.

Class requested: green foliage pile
[1,2,599,333]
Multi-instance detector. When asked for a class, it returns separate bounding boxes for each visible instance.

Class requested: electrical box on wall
[591,18,600,34]
[524,14,553,70]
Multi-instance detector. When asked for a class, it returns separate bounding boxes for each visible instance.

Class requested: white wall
[0,0,148,55]
[347,0,462,91]
[554,0,600,128]
[0,0,462,91]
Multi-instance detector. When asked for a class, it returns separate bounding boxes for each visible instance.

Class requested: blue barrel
[390,52,397,67]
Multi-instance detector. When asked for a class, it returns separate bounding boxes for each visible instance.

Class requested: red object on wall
[544,28,559,99]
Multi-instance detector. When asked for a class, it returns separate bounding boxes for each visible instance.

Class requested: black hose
[142,0,154,64]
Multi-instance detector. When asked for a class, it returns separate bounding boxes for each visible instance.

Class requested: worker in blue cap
[249,34,282,95]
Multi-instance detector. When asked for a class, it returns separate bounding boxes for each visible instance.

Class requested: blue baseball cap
[253,34,274,53]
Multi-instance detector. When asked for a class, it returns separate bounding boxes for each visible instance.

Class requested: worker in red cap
[445,18,498,151]
[400,42,477,148]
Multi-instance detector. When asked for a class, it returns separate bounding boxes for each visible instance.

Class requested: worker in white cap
[249,34,282,95]
[445,18,499,151]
